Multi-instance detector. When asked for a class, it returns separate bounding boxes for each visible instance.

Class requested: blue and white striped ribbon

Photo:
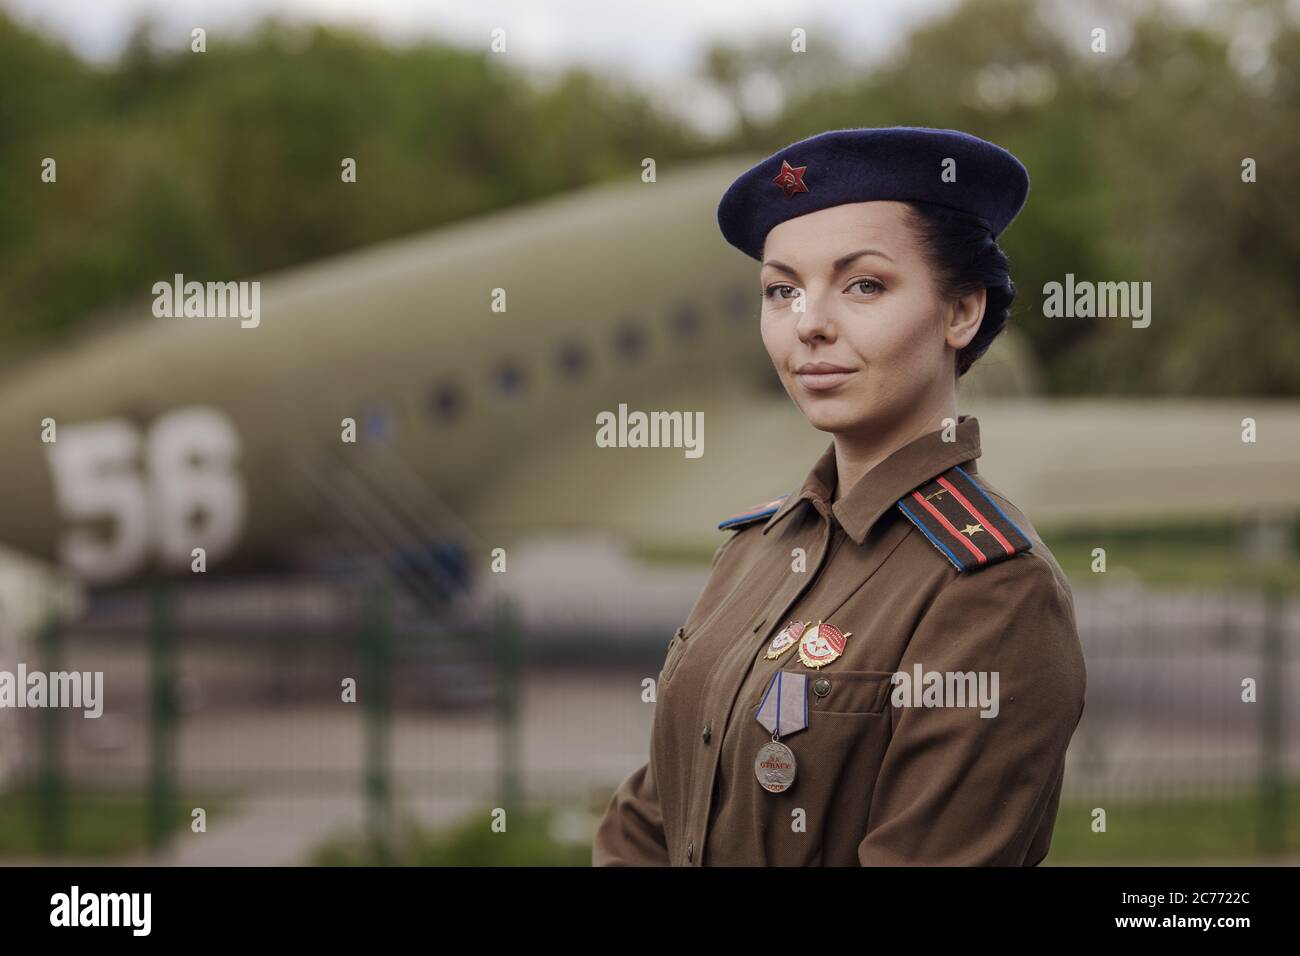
[755,671,808,739]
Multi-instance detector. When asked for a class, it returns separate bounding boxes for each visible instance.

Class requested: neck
[831,400,957,504]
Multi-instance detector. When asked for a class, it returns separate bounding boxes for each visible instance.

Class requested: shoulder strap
[718,495,788,531]
[895,465,1031,571]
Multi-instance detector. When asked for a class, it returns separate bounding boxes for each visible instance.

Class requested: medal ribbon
[755,671,808,739]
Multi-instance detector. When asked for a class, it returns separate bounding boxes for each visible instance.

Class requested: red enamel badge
[798,621,851,669]
[772,159,809,199]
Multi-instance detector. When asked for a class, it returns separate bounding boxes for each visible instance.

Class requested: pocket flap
[806,669,894,715]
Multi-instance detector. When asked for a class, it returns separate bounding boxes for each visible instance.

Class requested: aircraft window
[614,321,645,359]
[363,408,394,441]
[557,343,587,379]
[495,361,526,396]
[670,305,700,339]
[430,383,462,420]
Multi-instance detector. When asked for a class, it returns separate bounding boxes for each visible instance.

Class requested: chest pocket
[660,626,690,684]
[806,669,894,716]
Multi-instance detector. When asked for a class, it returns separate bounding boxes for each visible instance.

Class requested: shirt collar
[762,415,983,545]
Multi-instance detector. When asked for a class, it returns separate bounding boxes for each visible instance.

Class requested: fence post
[1256,583,1285,857]
[148,579,178,855]
[35,606,66,855]
[361,581,393,863]
[494,596,522,816]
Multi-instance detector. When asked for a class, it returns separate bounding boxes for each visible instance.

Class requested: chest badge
[765,620,809,660]
[797,620,852,669]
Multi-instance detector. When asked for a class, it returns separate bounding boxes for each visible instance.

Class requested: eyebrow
[762,248,895,279]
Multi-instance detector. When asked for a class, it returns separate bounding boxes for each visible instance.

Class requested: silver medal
[753,671,807,794]
[754,739,797,793]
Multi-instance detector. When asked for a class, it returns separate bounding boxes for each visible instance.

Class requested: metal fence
[3,576,1296,861]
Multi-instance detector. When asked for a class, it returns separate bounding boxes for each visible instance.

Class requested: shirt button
[813,678,831,697]
[686,841,694,863]
[702,724,712,744]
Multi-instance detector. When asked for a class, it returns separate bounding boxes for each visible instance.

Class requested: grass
[0,783,229,859]
[636,522,1300,593]
[1046,520,1300,592]
[1053,544,1300,592]
[310,785,1300,865]
[1045,783,1300,864]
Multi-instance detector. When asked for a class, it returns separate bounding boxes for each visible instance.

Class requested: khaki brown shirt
[593,415,1087,866]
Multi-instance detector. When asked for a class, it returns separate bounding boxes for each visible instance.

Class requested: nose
[793,286,837,345]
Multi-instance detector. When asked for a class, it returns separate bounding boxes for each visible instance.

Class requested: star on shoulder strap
[895,465,1031,571]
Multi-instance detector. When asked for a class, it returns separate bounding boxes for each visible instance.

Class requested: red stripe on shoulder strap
[935,475,1014,555]
[895,466,1032,572]
[910,491,987,564]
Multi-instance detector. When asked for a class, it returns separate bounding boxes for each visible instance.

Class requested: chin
[796,394,892,436]
[798,404,871,435]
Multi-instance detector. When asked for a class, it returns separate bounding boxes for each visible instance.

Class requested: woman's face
[759,200,981,437]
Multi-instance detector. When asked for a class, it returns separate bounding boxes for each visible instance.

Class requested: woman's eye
[763,284,798,300]
[849,279,883,295]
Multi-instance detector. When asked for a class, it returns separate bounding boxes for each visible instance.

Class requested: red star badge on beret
[772,159,809,198]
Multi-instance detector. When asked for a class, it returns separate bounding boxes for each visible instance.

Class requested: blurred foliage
[0,13,709,346]
[2,0,1297,394]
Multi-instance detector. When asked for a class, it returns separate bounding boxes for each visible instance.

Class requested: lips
[794,362,857,391]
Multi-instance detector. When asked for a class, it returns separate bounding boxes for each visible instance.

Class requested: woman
[593,127,1086,866]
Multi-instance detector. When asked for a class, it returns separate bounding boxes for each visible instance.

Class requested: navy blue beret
[716,126,1029,260]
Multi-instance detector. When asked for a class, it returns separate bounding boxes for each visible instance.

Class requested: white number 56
[43,407,246,585]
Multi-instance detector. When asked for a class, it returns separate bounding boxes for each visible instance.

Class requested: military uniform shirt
[593,415,1087,866]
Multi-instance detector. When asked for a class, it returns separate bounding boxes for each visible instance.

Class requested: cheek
[846,296,940,366]
[759,311,790,364]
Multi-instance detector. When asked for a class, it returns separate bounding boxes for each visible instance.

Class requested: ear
[945,287,986,350]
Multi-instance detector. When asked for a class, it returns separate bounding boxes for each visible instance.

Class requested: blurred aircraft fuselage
[3,156,1299,588]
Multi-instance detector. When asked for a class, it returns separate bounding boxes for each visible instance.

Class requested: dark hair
[902,201,1015,377]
